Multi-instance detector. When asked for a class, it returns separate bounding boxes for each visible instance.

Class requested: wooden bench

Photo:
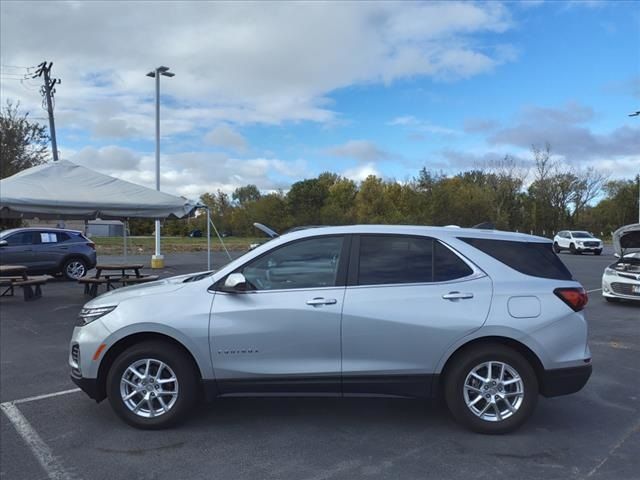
[79,275,159,297]
[78,277,113,297]
[11,275,52,301]
[121,275,159,286]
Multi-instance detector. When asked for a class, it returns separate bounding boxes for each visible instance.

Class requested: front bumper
[540,363,592,397]
[70,374,105,401]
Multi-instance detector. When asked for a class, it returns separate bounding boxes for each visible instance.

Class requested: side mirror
[0,240,8,247]
[223,273,248,292]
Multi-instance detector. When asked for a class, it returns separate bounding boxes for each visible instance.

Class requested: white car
[553,230,603,255]
[602,223,640,303]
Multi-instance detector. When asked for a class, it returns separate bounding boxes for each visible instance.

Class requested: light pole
[146,66,175,269]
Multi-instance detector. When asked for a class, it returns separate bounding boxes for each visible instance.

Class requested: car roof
[277,224,550,243]
[0,227,83,236]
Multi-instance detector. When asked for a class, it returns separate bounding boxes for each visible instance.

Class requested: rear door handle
[306,297,338,306]
[442,291,474,301]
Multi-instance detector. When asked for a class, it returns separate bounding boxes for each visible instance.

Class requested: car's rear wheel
[63,258,88,280]
[106,341,198,429]
[553,242,560,253]
[444,344,538,434]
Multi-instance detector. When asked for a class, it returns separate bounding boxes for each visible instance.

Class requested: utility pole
[146,66,175,269]
[34,62,61,161]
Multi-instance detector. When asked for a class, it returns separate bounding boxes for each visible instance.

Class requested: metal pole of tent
[123,220,128,261]
[209,215,232,261]
[206,208,211,271]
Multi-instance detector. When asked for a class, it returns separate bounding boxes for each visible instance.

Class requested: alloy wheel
[120,358,179,418]
[65,261,86,279]
[463,361,524,422]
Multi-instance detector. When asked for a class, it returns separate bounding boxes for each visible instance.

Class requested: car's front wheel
[444,344,538,434]
[594,249,602,256]
[106,341,198,429]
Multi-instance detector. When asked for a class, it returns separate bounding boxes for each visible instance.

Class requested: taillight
[87,242,96,250]
[554,287,588,312]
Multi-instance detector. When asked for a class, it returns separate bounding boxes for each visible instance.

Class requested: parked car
[553,230,603,255]
[70,225,591,434]
[187,229,202,238]
[0,227,97,280]
[602,223,640,303]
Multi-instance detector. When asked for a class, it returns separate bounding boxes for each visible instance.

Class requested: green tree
[0,100,49,179]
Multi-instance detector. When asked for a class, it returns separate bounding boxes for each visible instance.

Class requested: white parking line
[587,288,602,293]
[1,388,81,480]
[12,388,80,405]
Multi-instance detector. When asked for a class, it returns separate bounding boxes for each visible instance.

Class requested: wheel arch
[437,336,545,396]
[95,332,204,402]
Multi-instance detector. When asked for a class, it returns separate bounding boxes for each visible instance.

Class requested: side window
[358,235,433,286]
[5,232,35,246]
[39,232,59,243]
[57,232,71,242]
[434,241,474,281]
[242,236,343,291]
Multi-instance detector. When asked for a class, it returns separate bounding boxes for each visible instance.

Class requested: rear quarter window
[459,237,573,280]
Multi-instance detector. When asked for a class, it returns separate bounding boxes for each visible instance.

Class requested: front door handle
[442,291,474,301]
[306,297,338,306]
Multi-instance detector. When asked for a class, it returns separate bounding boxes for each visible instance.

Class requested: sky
[1,0,639,200]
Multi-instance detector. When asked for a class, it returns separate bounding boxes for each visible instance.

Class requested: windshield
[571,232,593,238]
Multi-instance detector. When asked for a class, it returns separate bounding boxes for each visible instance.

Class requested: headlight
[604,267,617,277]
[78,306,116,326]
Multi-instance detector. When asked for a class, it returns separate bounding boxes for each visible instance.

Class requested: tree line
[147,145,638,239]
[1,102,637,238]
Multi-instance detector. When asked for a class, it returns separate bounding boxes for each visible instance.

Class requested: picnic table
[0,265,51,301]
[78,263,159,297]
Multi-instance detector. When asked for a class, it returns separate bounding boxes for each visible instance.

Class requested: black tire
[553,242,561,253]
[62,257,88,280]
[594,250,602,256]
[106,341,199,429]
[569,243,579,255]
[444,344,538,434]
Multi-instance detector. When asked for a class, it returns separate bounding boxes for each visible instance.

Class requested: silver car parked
[70,225,591,434]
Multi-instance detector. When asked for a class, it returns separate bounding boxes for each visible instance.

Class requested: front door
[0,231,38,268]
[210,235,348,394]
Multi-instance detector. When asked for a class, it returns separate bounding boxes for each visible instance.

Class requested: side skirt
[202,374,439,400]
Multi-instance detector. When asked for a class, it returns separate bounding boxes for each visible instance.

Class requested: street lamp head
[161,71,175,77]
[146,71,156,78]
[157,66,170,73]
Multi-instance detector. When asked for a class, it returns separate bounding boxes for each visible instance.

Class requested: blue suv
[0,227,97,280]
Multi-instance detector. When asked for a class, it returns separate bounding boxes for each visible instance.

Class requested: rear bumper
[70,374,105,402]
[540,363,592,397]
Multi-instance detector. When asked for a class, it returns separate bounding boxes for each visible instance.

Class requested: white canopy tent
[0,160,223,269]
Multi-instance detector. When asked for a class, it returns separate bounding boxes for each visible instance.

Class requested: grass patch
[93,236,262,255]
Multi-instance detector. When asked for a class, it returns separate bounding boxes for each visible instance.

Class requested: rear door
[31,231,69,270]
[341,235,492,397]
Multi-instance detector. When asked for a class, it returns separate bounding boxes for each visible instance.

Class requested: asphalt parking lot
[1,249,638,480]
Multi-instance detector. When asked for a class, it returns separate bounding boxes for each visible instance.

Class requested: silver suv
[69,225,591,434]
[0,227,97,279]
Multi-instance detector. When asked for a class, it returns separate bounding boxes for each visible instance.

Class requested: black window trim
[214,233,352,293]
[347,233,484,288]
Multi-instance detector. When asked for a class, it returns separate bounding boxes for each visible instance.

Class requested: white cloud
[326,140,390,162]
[342,162,380,182]
[388,116,458,135]
[1,1,516,134]
[204,125,248,153]
[64,147,308,199]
